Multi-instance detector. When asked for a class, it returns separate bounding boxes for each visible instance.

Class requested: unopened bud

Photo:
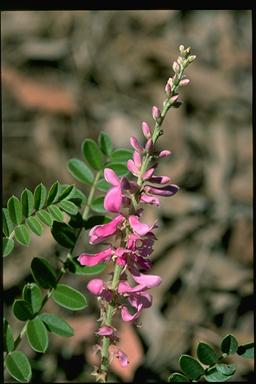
[179,44,185,54]
[170,94,179,104]
[141,121,151,139]
[188,55,196,63]
[179,78,190,86]
[165,82,171,95]
[145,138,153,152]
[152,106,161,120]
[167,77,173,88]
[172,61,180,73]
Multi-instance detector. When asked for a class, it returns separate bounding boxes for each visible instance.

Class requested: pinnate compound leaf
[179,355,205,380]
[22,283,42,314]
[215,363,236,376]
[47,181,61,205]
[52,283,87,310]
[34,183,47,210]
[5,351,32,383]
[3,208,14,237]
[26,318,48,353]
[3,238,15,257]
[221,334,238,355]
[237,342,254,359]
[25,216,43,236]
[4,318,14,352]
[14,225,30,246]
[31,257,57,289]
[98,131,112,156]
[21,189,34,217]
[197,342,219,365]
[204,366,232,382]
[58,200,79,215]
[67,158,94,185]
[7,195,23,225]
[168,373,189,382]
[13,299,33,321]
[51,221,76,248]
[91,196,106,214]
[82,138,103,170]
[36,209,53,226]
[47,205,64,222]
[38,313,74,337]
[110,148,133,162]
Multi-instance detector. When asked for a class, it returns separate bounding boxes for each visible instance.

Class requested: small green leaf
[197,342,219,365]
[51,221,76,248]
[82,138,103,170]
[58,200,79,215]
[5,351,32,383]
[14,225,30,246]
[98,131,112,156]
[83,215,111,230]
[25,216,43,236]
[38,313,74,337]
[12,299,33,321]
[31,257,57,289]
[237,342,254,359]
[168,373,189,382]
[7,195,23,225]
[96,178,110,192]
[47,205,64,222]
[3,238,15,257]
[22,283,42,314]
[216,363,236,376]
[21,189,34,217]
[67,258,106,276]
[34,183,47,210]
[47,181,60,205]
[26,318,48,353]
[110,148,133,162]
[3,208,14,237]
[179,355,205,380]
[52,283,87,310]
[68,187,87,206]
[67,158,94,185]
[204,366,232,382]
[69,212,84,229]
[58,184,75,201]
[36,209,53,226]
[4,318,14,352]
[106,162,129,176]
[91,196,106,214]
[221,334,238,355]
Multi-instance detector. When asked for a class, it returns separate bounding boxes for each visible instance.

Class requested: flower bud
[167,77,173,88]
[170,94,179,104]
[179,44,185,54]
[145,138,153,152]
[172,61,180,73]
[165,82,171,95]
[179,78,190,87]
[152,106,161,120]
[159,150,171,158]
[141,121,151,139]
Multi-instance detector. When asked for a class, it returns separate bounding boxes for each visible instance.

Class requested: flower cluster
[78,45,195,378]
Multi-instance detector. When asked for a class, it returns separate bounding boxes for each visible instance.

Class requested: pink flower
[148,175,171,184]
[130,136,144,152]
[89,214,125,244]
[128,215,157,236]
[140,193,160,206]
[78,247,114,266]
[142,167,155,180]
[159,150,171,158]
[96,325,114,336]
[103,168,122,212]
[116,349,129,367]
[121,291,152,321]
[127,159,140,176]
[132,272,162,288]
[87,278,104,295]
[144,184,179,197]
[152,106,161,120]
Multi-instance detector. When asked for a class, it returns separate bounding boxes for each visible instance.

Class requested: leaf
[58,200,79,215]
[25,216,43,236]
[168,373,189,382]
[237,342,254,359]
[3,208,14,237]
[36,209,53,226]
[51,221,76,248]
[98,131,112,156]
[14,225,30,246]
[179,355,205,380]
[4,318,14,352]
[67,158,94,185]
[21,189,34,217]
[110,148,133,162]
[221,334,238,355]
[83,215,111,230]
[67,258,106,275]
[31,257,57,289]
[58,184,75,201]
[38,313,74,337]
[91,196,106,214]
[3,238,15,257]
[26,318,48,353]
[215,363,236,376]
[47,181,60,205]
[47,205,64,222]
[96,178,110,192]
[82,138,103,170]
[52,283,87,310]
[34,183,47,210]
[5,351,32,383]
[69,212,84,229]
[12,299,33,321]
[106,161,129,177]
[197,342,219,365]
[7,195,23,225]
[204,366,232,382]
[22,283,42,314]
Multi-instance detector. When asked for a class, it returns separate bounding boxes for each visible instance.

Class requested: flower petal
[140,193,160,206]
[132,272,162,288]
[127,159,139,176]
[96,325,114,336]
[121,305,143,322]
[116,349,129,367]
[104,186,122,212]
[144,184,179,196]
[128,215,157,236]
[87,278,104,295]
[104,168,120,186]
[89,214,124,244]
[78,247,113,266]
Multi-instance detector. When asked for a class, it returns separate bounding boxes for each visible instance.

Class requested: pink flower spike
[96,325,114,336]
[133,151,142,168]
[152,105,161,120]
[87,278,104,296]
[141,121,151,139]
[104,185,122,212]
[78,247,114,266]
[129,215,156,236]
[116,349,129,367]
[130,136,144,152]
[159,150,172,158]
[144,184,179,197]
[104,168,120,186]
[148,176,171,185]
[140,193,160,206]
[132,272,162,288]
[142,167,155,181]
[89,215,124,244]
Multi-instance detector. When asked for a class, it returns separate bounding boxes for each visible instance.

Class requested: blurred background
[2,10,253,382]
